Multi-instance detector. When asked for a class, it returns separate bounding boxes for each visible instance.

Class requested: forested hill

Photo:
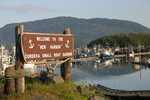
[0,16,150,49]
[87,33,150,48]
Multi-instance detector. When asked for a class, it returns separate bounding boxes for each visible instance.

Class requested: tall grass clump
[1,77,108,100]
[0,75,5,86]
[24,79,89,100]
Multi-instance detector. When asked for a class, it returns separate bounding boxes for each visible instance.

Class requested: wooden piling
[0,85,4,98]
[15,25,25,94]
[5,66,15,95]
[61,28,72,81]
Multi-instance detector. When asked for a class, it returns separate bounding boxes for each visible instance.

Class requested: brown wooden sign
[21,33,74,61]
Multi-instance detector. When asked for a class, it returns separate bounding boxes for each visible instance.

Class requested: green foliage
[25,80,90,100]
[1,79,108,100]
[58,89,76,100]
[0,75,5,86]
[87,33,150,47]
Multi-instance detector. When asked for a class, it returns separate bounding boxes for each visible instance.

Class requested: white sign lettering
[25,54,40,58]
[36,37,50,41]
[50,45,61,49]
[58,37,63,41]
[42,53,52,58]
[38,45,46,49]
[54,53,61,57]
[63,52,72,56]
[52,37,56,41]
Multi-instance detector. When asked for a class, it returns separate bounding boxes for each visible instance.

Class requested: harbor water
[58,56,150,91]
[24,55,150,91]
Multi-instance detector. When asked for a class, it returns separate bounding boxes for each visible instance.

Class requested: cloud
[0,5,57,13]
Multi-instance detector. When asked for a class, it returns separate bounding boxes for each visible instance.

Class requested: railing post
[15,25,25,94]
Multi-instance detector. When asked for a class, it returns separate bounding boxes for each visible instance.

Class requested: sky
[0,0,150,28]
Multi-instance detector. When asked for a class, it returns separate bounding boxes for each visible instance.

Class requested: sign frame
[21,32,74,62]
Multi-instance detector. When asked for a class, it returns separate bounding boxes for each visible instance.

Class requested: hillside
[87,33,150,48]
[0,17,150,49]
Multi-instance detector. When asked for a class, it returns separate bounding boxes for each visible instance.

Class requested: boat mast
[1,45,3,65]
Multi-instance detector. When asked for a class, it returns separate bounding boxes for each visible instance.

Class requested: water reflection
[72,58,139,77]
[71,55,150,90]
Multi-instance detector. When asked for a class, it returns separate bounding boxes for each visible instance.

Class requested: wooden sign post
[4,25,74,95]
[61,28,72,81]
[5,25,75,96]
[4,25,25,95]
[15,25,25,94]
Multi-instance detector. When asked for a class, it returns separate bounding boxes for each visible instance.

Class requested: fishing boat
[100,46,115,60]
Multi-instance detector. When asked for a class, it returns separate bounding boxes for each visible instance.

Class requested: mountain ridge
[0,16,150,49]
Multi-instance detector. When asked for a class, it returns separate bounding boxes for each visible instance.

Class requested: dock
[115,52,150,57]
[90,84,150,100]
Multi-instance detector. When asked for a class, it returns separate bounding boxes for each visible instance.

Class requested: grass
[25,80,78,100]
[1,77,108,100]
[0,75,5,86]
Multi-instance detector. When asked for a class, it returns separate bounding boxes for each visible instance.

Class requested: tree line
[87,33,150,48]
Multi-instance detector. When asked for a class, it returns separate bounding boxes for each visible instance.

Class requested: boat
[144,58,150,67]
[0,45,11,75]
[72,54,82,65]
[23,63,40,77]
[147,58,150,63]
[93,51,100,57]
[100,46,115,60]
[24,63,35,68]
[126,50,134,58]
